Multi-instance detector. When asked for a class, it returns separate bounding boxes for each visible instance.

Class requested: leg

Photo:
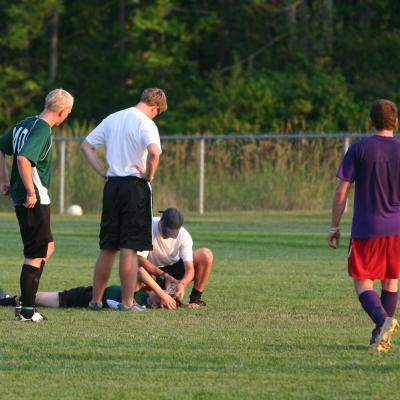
[192,248,213,292]
[15,204,54,319]
[381,278,398,317]
[119,248,137,307]
[35,291,60,307]
[189,248,213,304]
[355,278,388,327]
[91,249,117,303]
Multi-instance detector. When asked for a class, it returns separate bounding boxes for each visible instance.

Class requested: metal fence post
[199,138,205,215]
[59,140,66,215]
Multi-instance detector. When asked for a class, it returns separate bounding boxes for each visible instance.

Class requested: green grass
[1,211,399,399]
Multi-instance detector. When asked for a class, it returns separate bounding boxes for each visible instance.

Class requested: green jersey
[104,285,148,306]
[0,116,52,205]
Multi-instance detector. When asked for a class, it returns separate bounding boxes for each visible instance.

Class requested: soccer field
[1,211,399,399]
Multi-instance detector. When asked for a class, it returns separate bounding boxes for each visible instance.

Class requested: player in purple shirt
[328,99,400,352]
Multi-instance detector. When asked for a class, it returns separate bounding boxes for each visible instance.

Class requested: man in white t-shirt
[138,208,213,307]
[80,88,167,311]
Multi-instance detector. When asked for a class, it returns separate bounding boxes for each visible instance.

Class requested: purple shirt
[337,135,400,238]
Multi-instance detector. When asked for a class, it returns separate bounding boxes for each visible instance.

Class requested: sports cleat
[117,302,145,312]
[0,288,17,307]
[372,317,399,352]
[369,326,381,347]
[88,301,103,311]
[18,311,46,322]
[190,298,206,307]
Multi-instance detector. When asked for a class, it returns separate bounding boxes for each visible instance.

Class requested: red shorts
[348,235,400,280]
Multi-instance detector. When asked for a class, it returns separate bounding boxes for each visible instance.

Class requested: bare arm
[174,261,195,302]
[328,180,352,249]
[80,140,107,178]
[17,155,36,208]
[137,267,176,309]
[138,255,177,284]
[144,143,161,182]
[0,150,10,195]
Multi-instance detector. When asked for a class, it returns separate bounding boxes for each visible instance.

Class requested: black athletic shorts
[15,203,53,259]
[58,286,109,308]
[99,177,153,251]
[158,259,186,288]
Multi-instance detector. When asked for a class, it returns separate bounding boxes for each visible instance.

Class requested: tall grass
[0,122,352,213]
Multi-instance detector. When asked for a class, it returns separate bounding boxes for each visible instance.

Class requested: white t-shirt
[138,217,193,267]
[86,107,161,177]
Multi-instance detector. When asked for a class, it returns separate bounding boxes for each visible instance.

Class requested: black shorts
[15,204,53,259]
[160,259,186,281]
[58,286,93,308]
[100,177,153,251]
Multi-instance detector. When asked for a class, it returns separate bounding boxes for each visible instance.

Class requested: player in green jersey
[0,89,74,321]
[0,266,177,310]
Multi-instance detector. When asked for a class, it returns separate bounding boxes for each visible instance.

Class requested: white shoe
[117,302,145,312]
[18,311,46,322]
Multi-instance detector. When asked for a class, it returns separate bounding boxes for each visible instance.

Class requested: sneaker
[117,302,145,312]
[369,326,381,347]
[18,311,46,322]
[0,288,17,307]
[373,317,399,352]
[88,301,103,311]
[190,298,206,307]
[0,296,17,307]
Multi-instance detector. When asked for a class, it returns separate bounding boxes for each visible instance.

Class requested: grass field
[1,210,400,399]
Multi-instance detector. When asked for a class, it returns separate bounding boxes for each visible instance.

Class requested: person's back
[338,135,400,238]
[329,99,400,353]
[3,116,53,205]
[0,88,74,322]
[81,87,167,311]
[93,107,159,177]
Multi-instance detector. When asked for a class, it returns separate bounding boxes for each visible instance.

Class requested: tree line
[1,0,399,134]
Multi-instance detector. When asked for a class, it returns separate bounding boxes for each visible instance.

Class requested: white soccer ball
[66,204,83,216]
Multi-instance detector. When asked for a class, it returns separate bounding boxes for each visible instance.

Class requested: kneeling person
[138,208,213,307]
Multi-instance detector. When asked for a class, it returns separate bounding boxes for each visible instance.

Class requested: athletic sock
[381,289,398,317]
[359,290,388,327]
[189,288,203,303]
[34,262,45,296]
[20,264,41,319]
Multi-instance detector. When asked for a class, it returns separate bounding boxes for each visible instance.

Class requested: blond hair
[140,88,168,113]
[45,89,74,112]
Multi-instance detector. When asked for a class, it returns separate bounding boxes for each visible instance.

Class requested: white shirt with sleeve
[85,107,161,177]
[138,217,193,267]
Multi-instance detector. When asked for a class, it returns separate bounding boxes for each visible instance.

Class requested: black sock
[34,262,45,295]
[20,264,41,318]
[189,288,202,303]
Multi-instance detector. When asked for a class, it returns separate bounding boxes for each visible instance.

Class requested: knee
[196,248,213,267]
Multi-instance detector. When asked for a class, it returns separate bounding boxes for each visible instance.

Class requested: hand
[174,282,185,302]
[135,165,146,177]
[0,181,10,195]
[135,165,154,182]
[160,293,177,310]
[328,227,340,249]
[23,192,37,208]
[165,273,178,287]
